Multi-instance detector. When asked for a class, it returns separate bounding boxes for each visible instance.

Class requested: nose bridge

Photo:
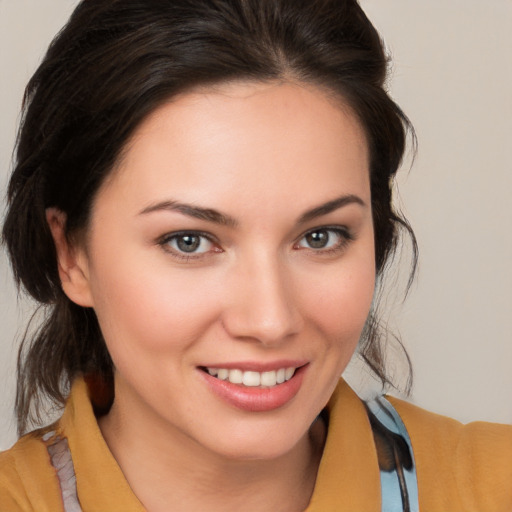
[223,249,302,345]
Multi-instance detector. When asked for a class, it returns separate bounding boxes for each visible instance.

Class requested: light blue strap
[366,397,419,512]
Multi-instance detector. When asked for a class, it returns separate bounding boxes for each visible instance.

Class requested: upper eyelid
[157,225,353,250]
[294,226,354,251]
[159,230,218,244]
[297,225,352,240]
[158,232,220,260]
[157,231,220,255]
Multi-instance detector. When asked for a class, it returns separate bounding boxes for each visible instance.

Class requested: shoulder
[0,430,64,512]
[0,445,27,511]
[388,396,512,512]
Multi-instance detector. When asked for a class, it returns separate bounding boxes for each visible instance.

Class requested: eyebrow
[139,194,366,227]
[139,200,238,227]
[298,194,366,224]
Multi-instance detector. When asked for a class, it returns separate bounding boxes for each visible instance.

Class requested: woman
[1,1,511,511]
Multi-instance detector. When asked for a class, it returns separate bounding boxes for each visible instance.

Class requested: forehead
[98,81,370,219]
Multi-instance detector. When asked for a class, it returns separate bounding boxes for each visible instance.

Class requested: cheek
[300,257,375,343]
[88,253,223,355]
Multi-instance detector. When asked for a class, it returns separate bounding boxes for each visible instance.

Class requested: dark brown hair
[3,0,416,435]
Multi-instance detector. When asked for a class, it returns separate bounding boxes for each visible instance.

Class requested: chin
[192,414,315,463]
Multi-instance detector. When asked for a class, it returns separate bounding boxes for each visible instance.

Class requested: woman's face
[73,81,375,460]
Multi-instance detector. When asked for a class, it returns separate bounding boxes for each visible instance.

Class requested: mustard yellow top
[1,378,511,511]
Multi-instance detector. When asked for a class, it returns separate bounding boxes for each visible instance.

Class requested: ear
[46,208,94,307]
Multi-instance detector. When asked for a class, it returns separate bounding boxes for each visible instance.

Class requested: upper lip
[199,360,308,372]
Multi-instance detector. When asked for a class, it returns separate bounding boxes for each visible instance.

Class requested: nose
[221,254,303,346]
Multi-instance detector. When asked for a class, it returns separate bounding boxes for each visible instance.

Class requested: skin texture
[48,81,376,512]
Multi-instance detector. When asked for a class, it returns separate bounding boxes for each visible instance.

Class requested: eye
[160,232,217,255]
[296,228,352,252]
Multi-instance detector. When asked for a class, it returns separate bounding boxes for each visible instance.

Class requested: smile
[200,363,307,412]
[204,367,296,388]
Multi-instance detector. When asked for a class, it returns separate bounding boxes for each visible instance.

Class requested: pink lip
[199,364,308,412]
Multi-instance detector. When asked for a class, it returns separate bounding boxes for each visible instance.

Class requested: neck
[98,383,326,512]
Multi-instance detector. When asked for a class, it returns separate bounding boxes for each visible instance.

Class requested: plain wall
[1,0,511,449]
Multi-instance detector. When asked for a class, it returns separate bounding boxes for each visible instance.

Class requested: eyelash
[157,226,355,261]
[294,226,355,255]
[157,231,221,261]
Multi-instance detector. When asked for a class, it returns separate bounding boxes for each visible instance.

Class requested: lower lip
[200,366,307,412]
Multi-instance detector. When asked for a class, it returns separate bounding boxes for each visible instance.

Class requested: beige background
[1,1,511,449]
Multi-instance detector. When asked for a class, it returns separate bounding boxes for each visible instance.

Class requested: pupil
[307,231,328,249]
[177,235,200,252]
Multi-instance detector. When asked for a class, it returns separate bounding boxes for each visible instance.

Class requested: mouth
[199,363,307,412]
[200,366,297,388]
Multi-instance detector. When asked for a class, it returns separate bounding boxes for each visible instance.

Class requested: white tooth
[260,371,277,387]
[285,367,295,381]
[228,369,243,384]
[217,369,229,380]
[207,368,219,376]
[276,368,285,384]
[242,371,261,387]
